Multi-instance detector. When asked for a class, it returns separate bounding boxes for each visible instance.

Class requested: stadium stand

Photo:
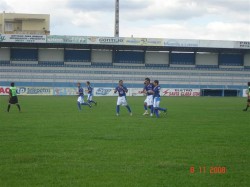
[1,62,250,90]
[38,61,64,66]
[0,37,250,97]
[0,60,11,65]
[91,62,113,67]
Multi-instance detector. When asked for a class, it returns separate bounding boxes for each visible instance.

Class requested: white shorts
[117,96,128,106]
[77,96,85,104]
[87,94,93,101]
[153,97,160,108]
[144,95,153,106]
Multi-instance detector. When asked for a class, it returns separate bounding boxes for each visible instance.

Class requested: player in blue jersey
[151,80,167,118]
[114,80,132,116]
[76,82,91,110]
[243,82,250,111]
[142,81,149,115]
[86,81,97,106]
[143,78,154,116]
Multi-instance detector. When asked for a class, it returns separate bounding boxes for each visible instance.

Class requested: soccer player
[114,80,132,116]
[143,78,154,116]
[7,82,21,112]
[243,82,250,111]
[86,81,97,106]
[76,82,91,110]
[151,80,167,118]
[142,81,149,115]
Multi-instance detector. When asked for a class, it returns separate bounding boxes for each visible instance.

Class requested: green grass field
[0,96,249,187]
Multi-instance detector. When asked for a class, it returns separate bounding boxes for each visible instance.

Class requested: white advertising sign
[199,40,234,48]
[130,88,145,96]
[47,35,87,44]
[94,87,124,96]
[164,39,199,47]
[0,86,9,95]
[234,41,250,49]
[87,37,124,45]
[161,88,200,97]
[0,86,202,97]
[0,34,46,43]
[53,87,78,96]
[0,86,52,95]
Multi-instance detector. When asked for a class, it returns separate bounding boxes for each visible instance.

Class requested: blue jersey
[115,86,128,97]
[144,83,154,95]
[87,85,93,95]
[78,87,84,96]
[153,85,161,98]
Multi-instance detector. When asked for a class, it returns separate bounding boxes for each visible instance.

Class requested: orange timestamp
[190,166,227,174]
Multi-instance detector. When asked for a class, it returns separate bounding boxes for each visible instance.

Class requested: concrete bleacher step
[113,63,145,67]
[170,64,196,68]
[0,61,11,65]
[65,62,91,66]
[219,65,244,69]
[11,61,39,65]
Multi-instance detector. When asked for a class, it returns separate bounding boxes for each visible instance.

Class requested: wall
[196,53,218,65]
[0,48,10,60]
[0,14,2,33]
[38,49,64,61]
[145,52,169,64]
[22,20,47,31]
[92,50,112,63]
[244,53,250,66]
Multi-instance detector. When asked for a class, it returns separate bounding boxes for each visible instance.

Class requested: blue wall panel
[219,53,243,66]
[64,50,91,62]
[170,53,195,65]
[11,48,38,61]
[115,51,144,63]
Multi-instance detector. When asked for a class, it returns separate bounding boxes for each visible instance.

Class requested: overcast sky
[1,0,250,41]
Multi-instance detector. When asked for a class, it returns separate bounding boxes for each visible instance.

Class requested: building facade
[0,12,50,35]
